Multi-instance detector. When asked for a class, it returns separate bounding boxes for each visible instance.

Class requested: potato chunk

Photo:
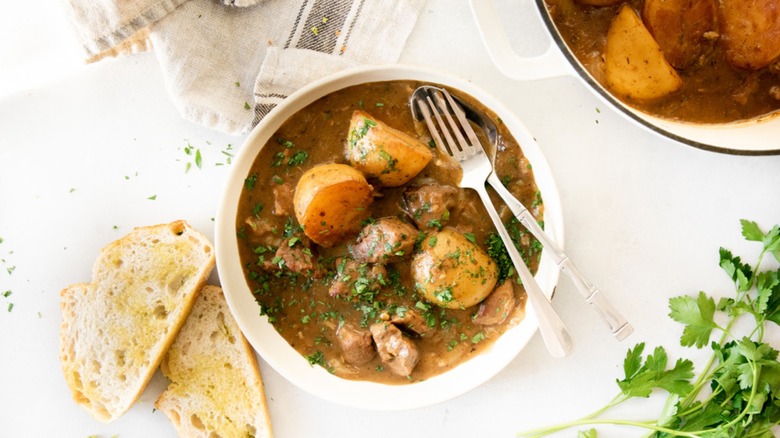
[605,4,683,101]
[642,0,718,69]
[346,111,433,187]
[720,0,780,70]
[412,228,498,309]
[293,163,373,247]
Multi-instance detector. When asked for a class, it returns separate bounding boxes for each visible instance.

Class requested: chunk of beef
[336,323,376,366]
[243,216,283,248]
[391,308,435,337]
[263,236,324,278]
[328,257,387,300]
[370,322,420,377]
[473,281,518,326]
[272,182,294,216]
[403,183,458,230]
[350,217,418,264]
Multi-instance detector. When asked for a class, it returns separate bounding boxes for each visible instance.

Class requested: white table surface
[2,1,779,437]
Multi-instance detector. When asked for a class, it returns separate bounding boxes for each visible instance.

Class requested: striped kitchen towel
[62,0,427,135]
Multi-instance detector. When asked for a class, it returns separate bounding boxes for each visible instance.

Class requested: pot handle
[469,0,573,80]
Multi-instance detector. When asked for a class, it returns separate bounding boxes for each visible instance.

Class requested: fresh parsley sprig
[520,219,780,437]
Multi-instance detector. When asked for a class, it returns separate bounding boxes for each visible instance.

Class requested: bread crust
[59,220,215,422]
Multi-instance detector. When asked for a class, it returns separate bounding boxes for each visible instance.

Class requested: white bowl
[215,64,563,410]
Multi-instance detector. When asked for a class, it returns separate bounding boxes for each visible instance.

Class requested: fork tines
[413,87,483,161]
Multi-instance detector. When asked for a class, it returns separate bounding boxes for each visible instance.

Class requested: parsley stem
[518,417,701,437]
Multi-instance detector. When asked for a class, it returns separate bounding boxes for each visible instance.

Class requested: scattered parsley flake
[195,148,203,169]
[147,195,157,200]
[244,101,251,110]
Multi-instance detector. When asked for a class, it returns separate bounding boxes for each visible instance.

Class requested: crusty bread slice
[155,285,273,438]
[59,220,215,422]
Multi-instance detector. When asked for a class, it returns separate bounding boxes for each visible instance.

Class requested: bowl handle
[469,0,573,80]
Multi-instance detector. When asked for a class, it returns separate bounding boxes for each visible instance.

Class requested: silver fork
[412,87,574,358]
[429,90,634,342]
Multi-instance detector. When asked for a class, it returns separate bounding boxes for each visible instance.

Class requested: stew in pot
[545,0,780,124]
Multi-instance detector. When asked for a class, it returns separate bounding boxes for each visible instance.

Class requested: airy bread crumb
[155,285,273,438]
[59,220,215,422]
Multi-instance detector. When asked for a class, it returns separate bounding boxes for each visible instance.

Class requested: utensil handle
[475,185,574,358]
[487,173,633,341]
[468,0,573,81]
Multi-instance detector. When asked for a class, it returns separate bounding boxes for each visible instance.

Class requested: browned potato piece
[642,0,718,69]
[346,110,433,187]
[293,163,373,247]
[720,0,780,70]
[412,228,498,309]
[605,4,683,101]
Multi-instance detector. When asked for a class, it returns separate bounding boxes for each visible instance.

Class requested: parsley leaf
[741,219,765,242]
[669,291,718,348]
[617,344,694,398]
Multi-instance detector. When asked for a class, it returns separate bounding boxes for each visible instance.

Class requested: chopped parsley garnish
[434,286,454,304]
[378,149,397,173]
[532,190,543,208]
[287,150,309,167]
[486,233,513,284]
[244,173,258,190]
[349,117,377,148]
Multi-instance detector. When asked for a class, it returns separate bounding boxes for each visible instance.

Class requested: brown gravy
[235,80,541,384]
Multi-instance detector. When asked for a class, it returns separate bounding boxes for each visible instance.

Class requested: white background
[2,0,780,437]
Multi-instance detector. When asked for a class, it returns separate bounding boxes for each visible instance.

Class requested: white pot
[469,0,780,155]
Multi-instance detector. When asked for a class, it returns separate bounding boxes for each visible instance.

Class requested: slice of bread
[155,285,273,438]
[59,220,215,422]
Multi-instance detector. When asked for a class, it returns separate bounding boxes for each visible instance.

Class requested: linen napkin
[61,0,427,135]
